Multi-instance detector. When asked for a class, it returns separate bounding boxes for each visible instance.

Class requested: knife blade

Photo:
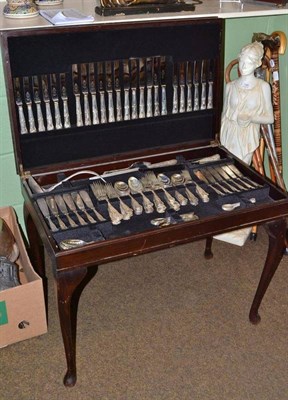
[207,167,239,192]
[60,73,71,128]
[194,170,224,196]
[179,62,185,113]
[32,75,45,132]
[62,193,87,226]
[105,61,115,123]
[50,73,63,130]
[88,63,99,125]
[123,59,131,121]
[114,60,122,122]
[146,57,153,118]
[153,57,160,117]
[14,77,28,134]
[214,166,246,191]
[223,164,259,189]
[139,58,146,119]
[72,64,83,127]
[200,59,207,110]
[130,58,138,120]
[202,168,232,194]
[160,56,167,116]
[46,196,68,230]
[186,61,192,112]
[172,62,178,114]
[37,197,58,232]
[79,190,106,221]
[207,59,214,109]
[80,63,91,126]
[41,74,54,131]
[97,62,107,124]
[54,194,78,228]
[23,76,37,133]
[193,60,200,111]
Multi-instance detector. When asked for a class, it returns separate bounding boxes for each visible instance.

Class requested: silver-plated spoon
[59,238,93,250]
[221,202,241,211]
[128,176,154,213]
[114,181,143,215]
[158,173,188,206]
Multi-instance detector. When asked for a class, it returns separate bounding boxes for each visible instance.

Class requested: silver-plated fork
[105,183,133,220]
[91,182,123,225]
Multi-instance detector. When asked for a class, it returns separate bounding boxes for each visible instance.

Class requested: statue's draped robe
[220,79,268,165]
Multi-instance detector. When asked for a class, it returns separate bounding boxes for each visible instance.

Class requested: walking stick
[252,31,287,174]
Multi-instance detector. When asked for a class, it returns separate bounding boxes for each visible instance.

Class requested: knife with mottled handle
[200,59,207,110]
[37,198,58,232]
[139,58,146,119]
[60,73,71,128]
[179,62,185,113]
[153,57,160,117]
[42,75,54,131]
[105,61,115,123]
[186,61,192,112]
[193,60,199,111]
[50,74,63,130]
[123,59,131,121]
[88,63,99,125]
[172,63,178,114]
[114,60,122,122]
[97,62,107,124]
[160,57,167,116]
[23,76,37,133]
[146,57,153,118]
[14,78,28,134]
[32,75,45,132]
[130,58,138,120]
[81,63,91,126]
[207,59,214,110]
[72,64,83,127]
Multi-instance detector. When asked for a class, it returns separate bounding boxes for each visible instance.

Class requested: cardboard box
[0,206,47,348]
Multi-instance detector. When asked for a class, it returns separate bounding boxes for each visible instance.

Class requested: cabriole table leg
[249,218,286,324]
[56,266,98,387]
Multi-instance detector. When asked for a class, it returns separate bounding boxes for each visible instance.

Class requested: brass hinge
[19,164,31,179]
[210,138,220,146]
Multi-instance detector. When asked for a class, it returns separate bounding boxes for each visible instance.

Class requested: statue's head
[238,41,264,69]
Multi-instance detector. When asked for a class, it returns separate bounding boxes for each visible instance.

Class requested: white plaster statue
[220,41,274,165]
[215,42,274,246]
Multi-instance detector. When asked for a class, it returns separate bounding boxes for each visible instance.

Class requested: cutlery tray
[27,156,274,249]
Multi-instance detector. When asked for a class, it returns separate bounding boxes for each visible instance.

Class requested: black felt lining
[20,112,215,169]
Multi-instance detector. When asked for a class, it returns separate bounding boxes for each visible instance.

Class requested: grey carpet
[1,227,288,400]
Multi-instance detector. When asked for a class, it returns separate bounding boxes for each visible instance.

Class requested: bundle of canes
[252,31,287,175]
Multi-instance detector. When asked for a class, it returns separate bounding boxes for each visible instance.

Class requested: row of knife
[13,56,216,134]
